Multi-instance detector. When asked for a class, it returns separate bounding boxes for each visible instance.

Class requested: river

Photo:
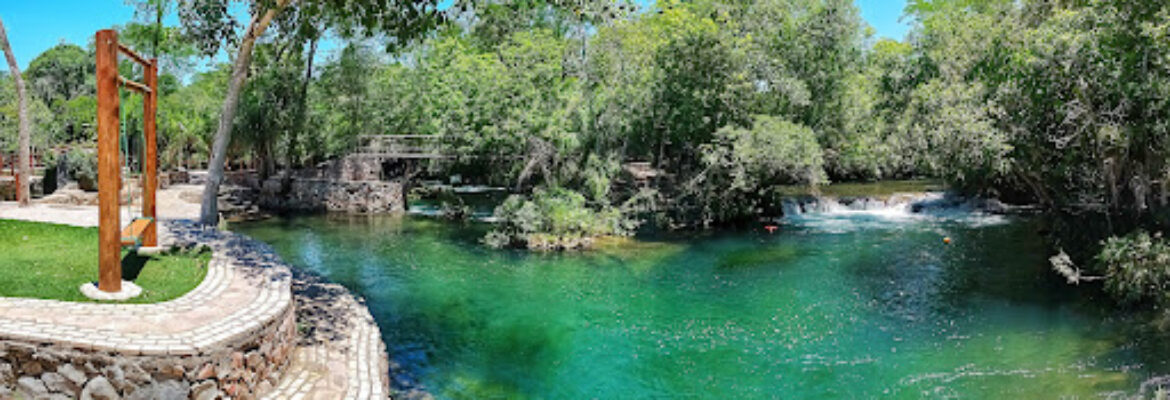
[236,197,1170,399]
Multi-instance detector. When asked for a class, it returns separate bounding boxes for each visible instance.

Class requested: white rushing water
[779,192,1010,233]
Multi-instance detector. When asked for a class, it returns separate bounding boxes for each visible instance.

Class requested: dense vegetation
[1,0,1169,311]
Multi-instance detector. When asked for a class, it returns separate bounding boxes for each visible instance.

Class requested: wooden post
[142,59,158,247]
[95,29,121,293]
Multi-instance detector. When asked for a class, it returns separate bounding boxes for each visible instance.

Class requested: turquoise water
[237,209,1170,399]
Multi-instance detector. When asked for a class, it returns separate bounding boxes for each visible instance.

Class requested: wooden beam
[96,29,122,293]
[142,59,158,247]
[357,134,442,140]
[117,43,150,66]
[118,75,151,94]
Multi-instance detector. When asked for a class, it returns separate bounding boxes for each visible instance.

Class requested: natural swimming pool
[237,204,1170,399]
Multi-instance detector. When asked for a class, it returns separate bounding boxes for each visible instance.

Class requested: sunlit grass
[0,219,208,303]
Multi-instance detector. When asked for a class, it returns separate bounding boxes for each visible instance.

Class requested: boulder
[17,376,48,398]
[57,363,88,387]
[41,371,81,397]
[125,380,188,400]
[190,380,219,400]
[80,376,120,400]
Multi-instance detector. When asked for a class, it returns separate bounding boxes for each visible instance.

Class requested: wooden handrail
[118,75,152,94]
[357,134,442,140]
[117,43,150,66]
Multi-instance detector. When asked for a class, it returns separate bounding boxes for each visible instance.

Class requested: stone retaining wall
[0,222,300,400]
[0,306,295,400]
[258,178,405,214]
[183,155,407,216]
[0,176,43,201]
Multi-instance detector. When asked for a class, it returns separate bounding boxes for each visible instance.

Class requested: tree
[188,0,294,225]
[236,42,307,178]
[315,42,379,155]
[686,115,824,226]
[24,44,92,107]
[178,0,446,226]
[0,17,30,206]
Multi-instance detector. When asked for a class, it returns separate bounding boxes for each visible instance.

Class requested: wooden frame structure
[95,29,158,293]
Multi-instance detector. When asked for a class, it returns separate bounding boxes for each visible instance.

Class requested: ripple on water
[237,211,1170,399]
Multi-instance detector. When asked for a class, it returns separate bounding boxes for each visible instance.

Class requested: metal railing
[350,135,449,159]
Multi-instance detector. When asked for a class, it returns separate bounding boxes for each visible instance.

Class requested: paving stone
[0,220,393,400]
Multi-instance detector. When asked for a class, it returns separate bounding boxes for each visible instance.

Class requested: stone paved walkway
[0,194,391,399]
[170,221,392,399]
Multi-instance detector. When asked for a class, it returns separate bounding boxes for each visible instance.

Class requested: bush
[63,148,98,191]
[678,115,825,227]
[1098,231,1170,305]
[485,187,639,250]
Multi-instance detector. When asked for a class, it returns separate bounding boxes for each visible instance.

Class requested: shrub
[485,187,639,250]
[1098,230,1170,305]
[678,115,826,226]
[63,148,98,191]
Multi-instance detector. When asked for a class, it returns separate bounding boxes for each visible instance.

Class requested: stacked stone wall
[0,306,295,400]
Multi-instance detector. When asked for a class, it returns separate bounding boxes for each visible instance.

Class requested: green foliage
[236,42,311,176]
[311,42,380,158]
[178,0,446,57]
[708,116,826,186]
[62,148,98,190]
[118,22,200,80]
[683,115,824,226]
[486,187,637,249]
[24,44,92,106]
[1098,231,1170,306]
[0,76,53,152]
[899,79,1009,188]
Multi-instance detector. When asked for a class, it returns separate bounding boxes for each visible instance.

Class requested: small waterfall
[778,192,1008,232]
[781,193,940,217]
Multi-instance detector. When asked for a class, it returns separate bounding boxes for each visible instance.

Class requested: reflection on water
[237,211,1169,399]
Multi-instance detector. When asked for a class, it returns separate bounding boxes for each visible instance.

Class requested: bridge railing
[351,135,449,159]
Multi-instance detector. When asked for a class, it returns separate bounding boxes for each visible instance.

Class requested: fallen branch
[1049,249,1105,285]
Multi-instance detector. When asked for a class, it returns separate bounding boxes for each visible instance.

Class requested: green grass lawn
[0,219,208,303]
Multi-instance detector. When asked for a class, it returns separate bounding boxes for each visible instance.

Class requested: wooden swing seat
[120,217,155,248]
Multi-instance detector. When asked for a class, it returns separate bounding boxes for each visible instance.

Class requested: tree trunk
[0,17,30,206]
[199,0,293,226]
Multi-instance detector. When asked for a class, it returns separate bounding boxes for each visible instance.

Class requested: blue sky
[0,0,911,70]
[857,0,911,40]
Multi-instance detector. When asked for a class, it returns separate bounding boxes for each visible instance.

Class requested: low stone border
[0,217,394,399]
[0,221,296,399]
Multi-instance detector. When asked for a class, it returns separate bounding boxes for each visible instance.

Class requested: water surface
[237,207,1169,399]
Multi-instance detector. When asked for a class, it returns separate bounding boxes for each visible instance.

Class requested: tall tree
[190,0,293,225]
[0,17,30,206]
[23,44,92,106]
[179,0,445,225]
